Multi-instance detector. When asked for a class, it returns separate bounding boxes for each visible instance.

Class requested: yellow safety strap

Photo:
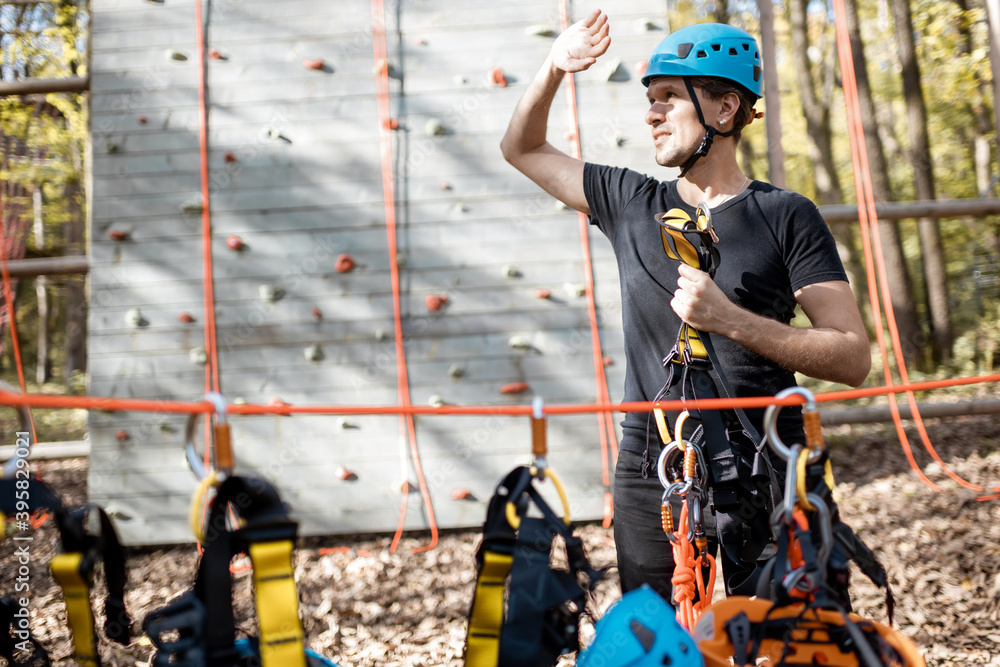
[795,449,837,510]
[50,552,99,667]
[653,408,671,445]
[464,550,514,667]
[248,540,307,667]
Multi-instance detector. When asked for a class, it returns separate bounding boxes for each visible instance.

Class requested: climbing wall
[88,0,672,545]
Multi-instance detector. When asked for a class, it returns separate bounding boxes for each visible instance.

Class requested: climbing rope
[831,0,999,502]
[371,0,439,553]
[557,0,619,527]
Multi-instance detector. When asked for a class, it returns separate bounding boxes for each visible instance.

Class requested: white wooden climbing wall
[88,0,672,545]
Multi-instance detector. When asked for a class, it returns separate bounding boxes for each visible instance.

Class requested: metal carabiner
[763,386,823,464]
[0,381,32,479]
[184,392,229,481]
[694,202,720,243]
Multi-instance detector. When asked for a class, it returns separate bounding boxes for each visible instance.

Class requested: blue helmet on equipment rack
[577,585,704,667]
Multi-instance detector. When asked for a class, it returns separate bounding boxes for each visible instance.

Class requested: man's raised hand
[551,9,611,73]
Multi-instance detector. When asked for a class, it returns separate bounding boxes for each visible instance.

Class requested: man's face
[644,76,704,169]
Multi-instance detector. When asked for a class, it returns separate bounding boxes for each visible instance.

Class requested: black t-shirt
[583,163,848,452]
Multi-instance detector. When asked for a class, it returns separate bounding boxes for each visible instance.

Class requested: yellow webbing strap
[464,550,514,667]
[653,408,671,445]
[248,540,307,667]
[50,552,99,667]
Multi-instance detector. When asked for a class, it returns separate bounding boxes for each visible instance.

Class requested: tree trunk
[757,0,786,188]
[890,0,952,365]
[843,0,925,366]
[955,0,996,196]
[33,187,49,385]
[789,0,867,319]
[986,0,1000,168]
[63,178,86,382]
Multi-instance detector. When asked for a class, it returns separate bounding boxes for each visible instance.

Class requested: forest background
[1,0,999,442]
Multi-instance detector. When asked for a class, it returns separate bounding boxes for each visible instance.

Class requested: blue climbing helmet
[642,24,763,176]
[577,585,704,667]
[642,23,762,97]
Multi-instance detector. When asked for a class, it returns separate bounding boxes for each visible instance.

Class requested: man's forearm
[500,57,565,160]
[720,306,871,387]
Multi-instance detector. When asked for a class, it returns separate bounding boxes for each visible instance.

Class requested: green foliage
[1,1,88,393]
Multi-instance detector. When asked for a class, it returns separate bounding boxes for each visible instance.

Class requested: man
[501,12,870,601]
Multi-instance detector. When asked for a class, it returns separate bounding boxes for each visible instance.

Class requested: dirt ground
[2,414,999,666]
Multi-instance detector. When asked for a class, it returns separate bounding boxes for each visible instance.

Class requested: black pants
[613,446,773,604]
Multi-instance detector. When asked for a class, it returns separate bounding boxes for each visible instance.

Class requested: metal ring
[656,441,683,490]
[763,386,820,463]
[184,392,228,481]
[0,381,32,478]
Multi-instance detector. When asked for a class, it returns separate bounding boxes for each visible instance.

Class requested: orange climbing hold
[499,382,530,395]
[178,312,195,324]
[226,235,243,251]
[451,488,473,500]
[335,254,355,273]
[490,67,508,87]
[425,294,448,311]
[534,288,551,299]
[303,58,325,70]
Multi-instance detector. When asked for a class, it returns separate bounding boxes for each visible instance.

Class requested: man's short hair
[689,76,757,141]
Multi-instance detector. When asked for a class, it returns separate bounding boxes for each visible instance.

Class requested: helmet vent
[696,50,708,58]
[711,43,722,51]
[729,47,738,55]
[753,64,762,82]
[677,43,693,58]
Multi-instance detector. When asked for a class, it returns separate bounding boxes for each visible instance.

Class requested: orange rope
[670,501,716,630]
[194,0,220,396]
[557,0,618,528]
[1,370,1000,415]
[831,0,998,500]
[0,195,38,442]
[371,0,438,553]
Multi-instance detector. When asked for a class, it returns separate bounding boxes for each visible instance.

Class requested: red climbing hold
[535,289,551,299]
[178,312,195,324]
[303,58,325,70]
[335,465,357,481]
[226,235,244,251]
[426,295,448,311]
[500,382,530,394]
[603,356,614,367]
[451,489,473,501]
[209,49,223,60]
[382,118,399,130]
[137,115,147,125]
[490,67,508,87]
[335,254,355,273]
[107,229,129,241]
[223,151,237,163]
[311,307,323,320]
[116,430,130,442]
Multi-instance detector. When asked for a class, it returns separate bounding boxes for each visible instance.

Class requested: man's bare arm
[500,9,610,214]
[672,266,871,387]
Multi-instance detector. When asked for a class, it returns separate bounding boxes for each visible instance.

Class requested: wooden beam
[0,76,89,97]
[822,397,1000,425]
[2,256,88,277]
[819,198,1000,224]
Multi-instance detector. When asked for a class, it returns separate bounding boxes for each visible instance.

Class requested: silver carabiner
[763,386,823,463]
[185,392,228,481]
[0,381,32,478]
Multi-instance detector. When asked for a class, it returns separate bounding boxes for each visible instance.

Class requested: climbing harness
[657,411,716,630]
[643,23,763,176]
[691,388,923,667]
[754,388,894,616]
[576,585,704,667]
[464,398,605,667]
[0,477,132,667]
[651,203,782,598]
[145,394,337,667]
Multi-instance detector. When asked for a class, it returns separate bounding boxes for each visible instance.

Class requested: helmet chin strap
[678,78,737,178]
